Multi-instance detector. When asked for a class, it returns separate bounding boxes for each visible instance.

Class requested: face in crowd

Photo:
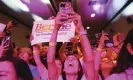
[0,61,18,80]
[19,47,32,63]
[40,45,49,56]
[64,55,80,74]
[55,59,62,75]
[100,57,115,70]
[0,57,33,80]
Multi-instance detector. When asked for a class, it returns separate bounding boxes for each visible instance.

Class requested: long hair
[0,56,33,80]
[110,28,133,74]
[62,53,83,80]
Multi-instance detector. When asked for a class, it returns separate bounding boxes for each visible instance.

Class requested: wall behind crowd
[0,12,31,47]
[108,16,133,34]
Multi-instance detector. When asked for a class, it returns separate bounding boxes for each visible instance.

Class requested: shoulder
[105,74,120,80]
[81,75,87,80]
[29,64,37,69]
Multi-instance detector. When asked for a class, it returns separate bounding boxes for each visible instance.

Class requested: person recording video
[0,21,18,57]
[4,21,18,36]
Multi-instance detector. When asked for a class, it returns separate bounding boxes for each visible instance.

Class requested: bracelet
[49,42,56,47]
[79,30,87,36]
[33,50,40,55]
[96,48,105,52]
[33,50,40,53]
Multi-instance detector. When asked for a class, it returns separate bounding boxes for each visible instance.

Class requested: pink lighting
[93,4,104,14]
[91,13,96,17]
[22,0,31,4]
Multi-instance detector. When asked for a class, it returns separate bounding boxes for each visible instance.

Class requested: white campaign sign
[31,20,75,45]
[0,23,6,32]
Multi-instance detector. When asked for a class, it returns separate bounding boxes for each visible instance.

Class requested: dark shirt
[40,56,48,69]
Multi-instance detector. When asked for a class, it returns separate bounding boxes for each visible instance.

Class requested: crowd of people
[0,9,133,80]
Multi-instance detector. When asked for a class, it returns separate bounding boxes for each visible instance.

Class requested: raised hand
[29,34,34,42]
[69,11,83,30]
[98,31,109,49]
[33,44,40,52]
[0,39,9,57]
[55,12,68,30]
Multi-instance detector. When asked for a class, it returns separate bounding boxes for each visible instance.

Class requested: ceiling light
[41,0,51,4]
[1,0,29,12]
[18,2,29,12]
[93,4,101,11]
[86,27,90,29]
[89,0,108,5]
[122,2,133,16]
[112,0,127,11]
[91,13,96,17]
[21,0,31,4]
[32,14,44,21]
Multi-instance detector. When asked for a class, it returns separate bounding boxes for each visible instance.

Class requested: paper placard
[0,23,6,32]
[31,20,75,45]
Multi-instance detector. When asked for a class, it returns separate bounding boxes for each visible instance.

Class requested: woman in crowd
[0,56,33,80]
[93,31,116,80]
[99,57,115,80]
[105,28,133,80]
[45,10,94,80]
[32,44,63,80]
[19,47,40,80]
[113,33,126,54]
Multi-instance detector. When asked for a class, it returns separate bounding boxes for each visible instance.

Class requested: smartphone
[4,36,11,46]
[59,2,72,14]
[104,30,114,48]
[59,2,72,23]
[95,30,114,48]
[66,42,73,52]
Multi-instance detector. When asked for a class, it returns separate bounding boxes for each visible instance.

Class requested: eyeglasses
[101,58,113,64]
[101,57,117,64]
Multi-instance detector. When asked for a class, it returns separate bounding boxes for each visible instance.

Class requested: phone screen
[95,31,114,48]
[59,2,72,13]
[59,2,72,23]
[104,30,114,48]
[4,36,11,46]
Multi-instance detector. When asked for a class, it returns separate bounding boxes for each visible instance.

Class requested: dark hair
[0,56,33,80]
[110,28,133,74]
[62,53,83,80]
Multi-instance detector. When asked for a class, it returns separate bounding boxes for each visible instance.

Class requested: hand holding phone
[59,2,72,13]
[59,2,72,23]
[104,30,114,48]
[95,30,114,48]
[4,36,11,46]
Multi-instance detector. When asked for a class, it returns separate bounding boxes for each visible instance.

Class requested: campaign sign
[31,20,75,45]
[0,23,6,32]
